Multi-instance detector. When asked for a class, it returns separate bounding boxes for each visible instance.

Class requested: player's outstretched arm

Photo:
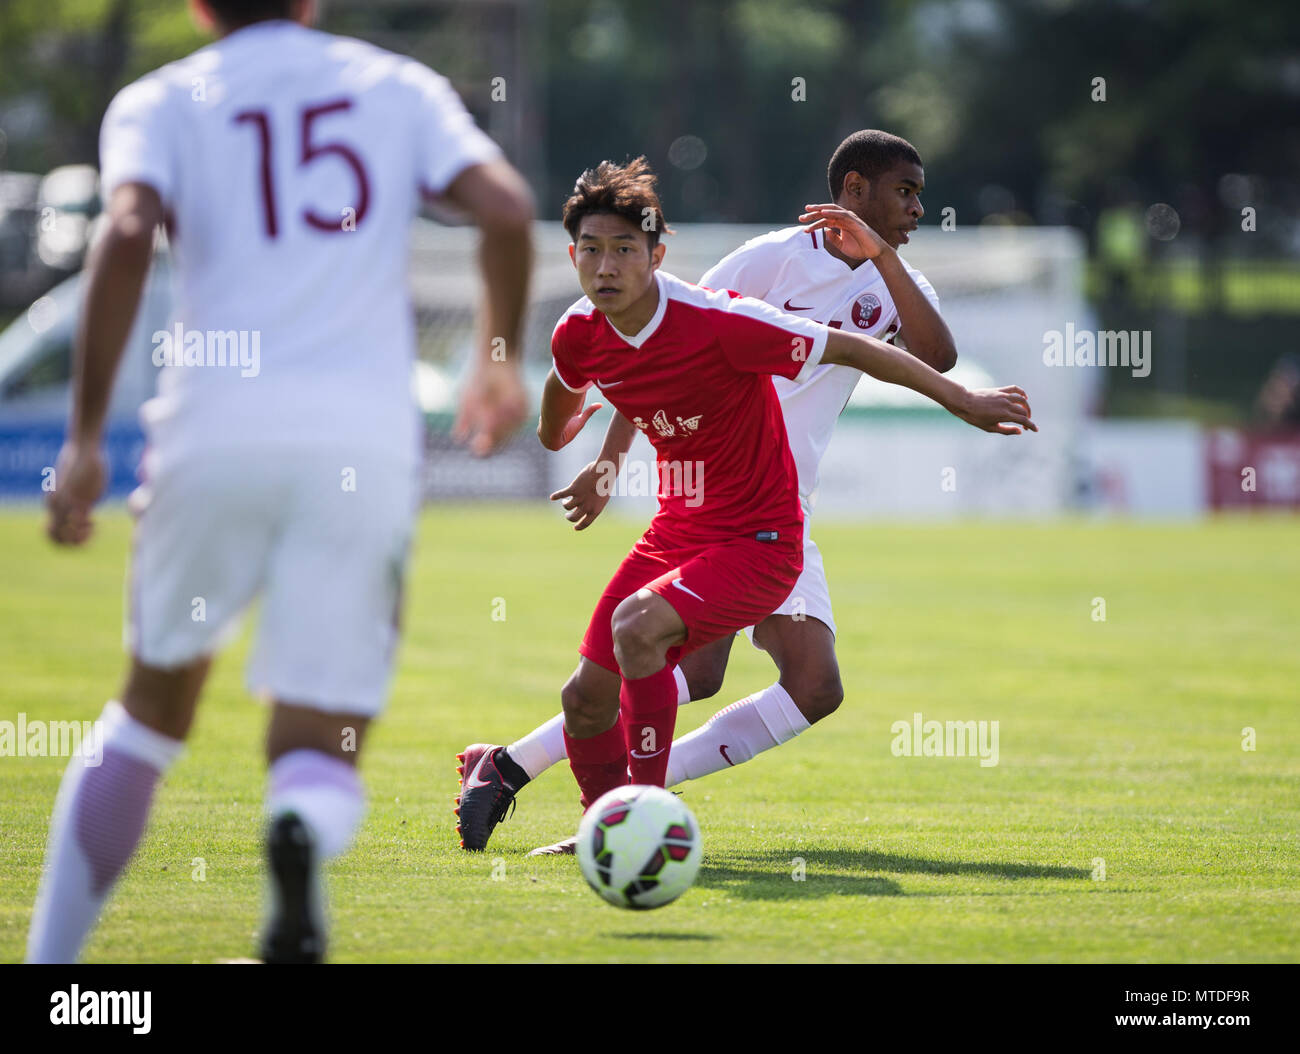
[537,370,603,451]
[550,410,637,530]
[47,182,162,546]
[443,159,535,455]
[821,328,1037,435]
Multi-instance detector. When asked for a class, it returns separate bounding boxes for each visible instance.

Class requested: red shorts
[579,525,804,674]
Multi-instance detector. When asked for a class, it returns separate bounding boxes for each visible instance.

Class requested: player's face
[860,162,925,249]
[569,214,665,319]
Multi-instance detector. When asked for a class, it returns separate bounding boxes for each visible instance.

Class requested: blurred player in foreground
[29,0,532,963]
[455,154,1033,852]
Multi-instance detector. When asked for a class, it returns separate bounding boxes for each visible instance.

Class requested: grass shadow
[692,848,1090,899]
[608,932,719,941]
[713,848,1091,881]
[696,863,903,900]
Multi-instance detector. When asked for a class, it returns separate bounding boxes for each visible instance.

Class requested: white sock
[665,682,810,787]
[506,665,692,780]
[267,750,364,860]
[27,701,183,963]
[507,713,567,781]
[673,665,690,705]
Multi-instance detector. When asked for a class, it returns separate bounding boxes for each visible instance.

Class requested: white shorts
[743,534,836,645]
[126,445,418,716]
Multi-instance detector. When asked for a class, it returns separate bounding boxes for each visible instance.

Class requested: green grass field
[1,506,1297,963]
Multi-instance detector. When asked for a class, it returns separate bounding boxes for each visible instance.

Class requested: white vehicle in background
[0,172,44,306]
[35,164,101,272]
[0,262,170,498]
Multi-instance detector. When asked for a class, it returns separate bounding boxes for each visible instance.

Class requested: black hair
[562,156,673,249]
[205,1,295,26]
[827,130,922,200]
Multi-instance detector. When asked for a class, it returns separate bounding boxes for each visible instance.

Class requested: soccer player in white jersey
[29,0,533,962]
[455,131,1026,854]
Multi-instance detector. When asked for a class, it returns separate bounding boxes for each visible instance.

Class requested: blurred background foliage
[3,0,1296,238]
[1,0,1297,420]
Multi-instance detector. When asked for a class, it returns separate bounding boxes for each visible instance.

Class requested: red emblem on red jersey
[851,293,883,329]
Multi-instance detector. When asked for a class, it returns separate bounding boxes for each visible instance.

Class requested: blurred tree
[1,0,1295,254]
[905,0,1300,254]
[0,0,202,172]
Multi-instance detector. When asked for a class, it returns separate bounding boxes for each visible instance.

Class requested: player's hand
[798,203,889,262]
[454,362,529,456]
[549,458,614,530]
[951,385,1038,435]
[45,441,106,547]
[555,400,603,449]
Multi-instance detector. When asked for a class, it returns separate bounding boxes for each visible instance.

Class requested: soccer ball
[576,785,702,910]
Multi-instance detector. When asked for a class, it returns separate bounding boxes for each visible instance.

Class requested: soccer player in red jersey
[461,157,1033,843]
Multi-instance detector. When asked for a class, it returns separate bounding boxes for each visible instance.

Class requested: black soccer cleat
[454,744,519,851]
[260,812,325,964]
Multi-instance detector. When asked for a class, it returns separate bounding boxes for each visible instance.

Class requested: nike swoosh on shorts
[671,579,705,602]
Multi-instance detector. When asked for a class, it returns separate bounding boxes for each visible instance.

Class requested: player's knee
[609,603,658,665]
[120,657,209,741]
[560,676,607,735]
[784,670,843,724]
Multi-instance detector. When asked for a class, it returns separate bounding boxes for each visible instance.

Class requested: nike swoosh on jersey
[630,747,666,759]
[597,378,624,387]
[464,752,494,789]
[719,744,734,766]
[671,579,705,602]
[783,299,813,311]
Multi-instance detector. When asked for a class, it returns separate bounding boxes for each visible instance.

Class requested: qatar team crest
[851,292,883,329]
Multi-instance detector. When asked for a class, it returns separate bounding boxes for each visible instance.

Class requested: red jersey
[550,270,829,545]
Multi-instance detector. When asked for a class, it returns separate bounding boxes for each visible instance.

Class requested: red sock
[565,714,628,810]
[620,664,679,787]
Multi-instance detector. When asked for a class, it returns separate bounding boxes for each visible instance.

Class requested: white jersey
[700,225,940,511]
[99,19,502,468]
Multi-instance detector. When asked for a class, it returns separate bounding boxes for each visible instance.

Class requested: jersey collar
[811,232,873,276]
[605,271,668,349]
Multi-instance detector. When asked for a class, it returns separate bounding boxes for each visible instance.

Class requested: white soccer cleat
[527,835,578,856]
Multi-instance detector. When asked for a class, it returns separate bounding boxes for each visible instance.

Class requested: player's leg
[551,655,624,804]
[26,657,208,963]
[251,448,414,962]
[515,658,625,856]
[609,588,688,786]
[266,702,371,856]
[27,448,276,963]
[454,634,733,851]
[476,658,690,791]
[458,577,651,852]
[498,639,728,780]
[619,533,804,788]
[678,634,736,701]
[476,634,730,786]
[526,601,686,856]
[261,702,370,964]
[665,615,839,786]
[753,615,844,724]
[517,537,676,821]
[664,536,839,786]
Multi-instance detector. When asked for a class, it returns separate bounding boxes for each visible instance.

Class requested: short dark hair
[827,130,923,200]
[562,157,673,249]
[205,0,295,25]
